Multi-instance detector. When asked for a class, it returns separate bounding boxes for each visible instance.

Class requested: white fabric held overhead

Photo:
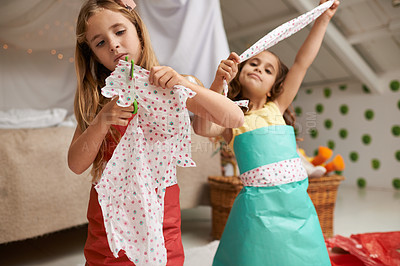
[222,0,335,103]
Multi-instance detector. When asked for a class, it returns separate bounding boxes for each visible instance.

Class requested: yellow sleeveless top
[229,101,286,149]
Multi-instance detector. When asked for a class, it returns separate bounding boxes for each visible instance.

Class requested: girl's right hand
[96,97,134,127]
[211,52,240,92]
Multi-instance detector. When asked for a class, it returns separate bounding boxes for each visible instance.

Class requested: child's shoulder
[247,101,280,115]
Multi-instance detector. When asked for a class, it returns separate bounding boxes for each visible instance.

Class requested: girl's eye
[250,62,257,66]
[265,69,272,74]
[116,30,126,36]
[96,40,105,47]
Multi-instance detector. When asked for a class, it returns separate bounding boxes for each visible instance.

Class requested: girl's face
[86,9,142,71]
[239,51,279,99]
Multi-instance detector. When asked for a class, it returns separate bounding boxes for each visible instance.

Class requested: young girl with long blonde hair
[68,0,243,265]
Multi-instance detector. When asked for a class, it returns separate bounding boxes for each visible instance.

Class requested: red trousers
[84,184,184,266]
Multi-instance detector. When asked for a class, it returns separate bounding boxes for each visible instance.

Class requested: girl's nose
[109,41,120,52]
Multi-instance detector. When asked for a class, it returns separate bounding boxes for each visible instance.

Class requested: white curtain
[0,0,81,114]
[0,0,229,114]
[136,0,229,88]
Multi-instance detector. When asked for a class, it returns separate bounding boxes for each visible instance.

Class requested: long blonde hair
[74,0,159,182]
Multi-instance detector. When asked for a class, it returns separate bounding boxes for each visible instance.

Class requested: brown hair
[74,0,159,182]
[227,51,296,127]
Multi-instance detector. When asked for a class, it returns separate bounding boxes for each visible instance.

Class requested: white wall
[293,80,400,189]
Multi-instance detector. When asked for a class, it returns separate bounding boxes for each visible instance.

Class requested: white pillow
[0,108,68,129]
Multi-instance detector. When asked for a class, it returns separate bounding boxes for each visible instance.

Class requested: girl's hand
[97,97,134,127]
[211,52,240,93]
[149,66,188,89]
[320,0,340,19]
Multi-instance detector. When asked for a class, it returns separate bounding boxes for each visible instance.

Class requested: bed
[0,121,220,244]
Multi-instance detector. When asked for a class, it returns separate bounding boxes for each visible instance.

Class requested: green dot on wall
[392,125,400,137]
[306,89,313,94]
[295,106,302,116]
[314,149,318,156]
[365,109,374,120]
[393,178,400,190]
[324,88,332,98]
[339,129,348,139]
[339,84,347,91]
[350,151,359,162]
[357,177,367,188]
[315,104,324,114]
[362,134,372,145]
[390,80,400,92]
[340,104,349,115]
[371,159,380,170]
[324,119,333,129]
[398,100,400,110]
[327,140,335,150]
[396,150,400,161]
[362,84,371,93]
[310,128,318,139]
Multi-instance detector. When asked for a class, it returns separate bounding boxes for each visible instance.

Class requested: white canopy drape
[0,0,229,114]
[136,0,229,87]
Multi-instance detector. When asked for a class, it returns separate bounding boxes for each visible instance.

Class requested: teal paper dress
[213,102,331,266]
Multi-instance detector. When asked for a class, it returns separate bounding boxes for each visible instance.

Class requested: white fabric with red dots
[98,60,196,265]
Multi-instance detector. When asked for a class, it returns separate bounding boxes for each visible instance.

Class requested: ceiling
[1,0,398,94]
[220,0,400,93]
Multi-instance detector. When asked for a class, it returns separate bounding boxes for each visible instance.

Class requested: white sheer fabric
[135,0,230,88]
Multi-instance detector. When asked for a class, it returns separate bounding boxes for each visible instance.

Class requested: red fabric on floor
[329,250,364,266]
[327,232,400,266]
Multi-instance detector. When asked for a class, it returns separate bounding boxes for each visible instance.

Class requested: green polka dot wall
[392,125,400,137]
[340,104,349,115]
[297,82,400,189]
[339,129,348,139]
[357,177,367,188]
[324,88,331,98]
[364,109,374,120]
[390,80,399,92]
[295,106,302,116]
[362,134,371,145]
[316,104,324,114]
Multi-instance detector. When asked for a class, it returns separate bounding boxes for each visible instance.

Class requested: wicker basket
[208,175,345,240]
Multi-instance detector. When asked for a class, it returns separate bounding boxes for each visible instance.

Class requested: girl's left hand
[321,0,340,19]
[149,66,188,89]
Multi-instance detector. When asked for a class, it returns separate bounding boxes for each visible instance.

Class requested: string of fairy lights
[1,16,77,64]
[2,44,74,63]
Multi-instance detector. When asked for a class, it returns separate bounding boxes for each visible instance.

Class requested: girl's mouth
[248,73,261,81]
[114,53,128,62]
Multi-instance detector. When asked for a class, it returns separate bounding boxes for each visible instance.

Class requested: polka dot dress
[97,61,196,265]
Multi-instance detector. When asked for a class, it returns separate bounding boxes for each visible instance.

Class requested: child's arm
[275,0,340,114]
[190,52,241,139]
[68,97,134,174]
[149,62,244,130]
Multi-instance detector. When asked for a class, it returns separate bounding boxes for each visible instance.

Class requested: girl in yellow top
[193,1,340,265]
